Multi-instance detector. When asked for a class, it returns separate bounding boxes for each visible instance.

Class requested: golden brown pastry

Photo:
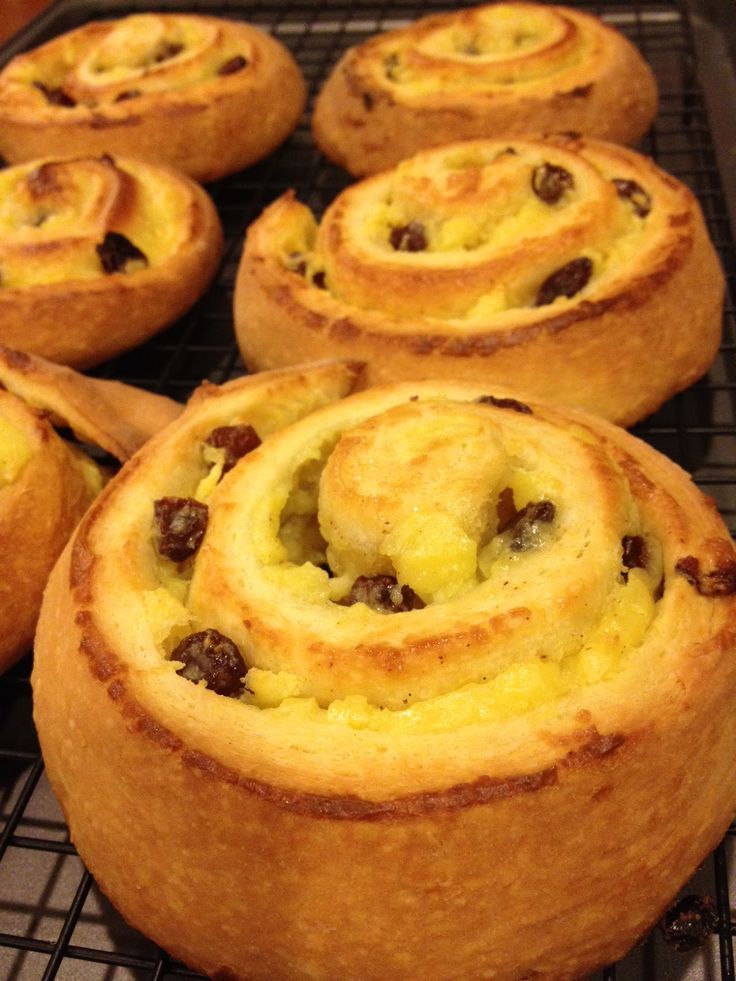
[312,1,658,176]
[0,153,223,368]
[0,13,306,182]
[33,361,736,980]
[0,345,181,674]
[235,135,724,427]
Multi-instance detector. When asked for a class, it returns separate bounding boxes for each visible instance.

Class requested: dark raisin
[32,80,76,107]
[389,221,427,252]
[531,163,574,205]
[205,424,261,473]
[154,497,209,562]
[613,178,651,218]
[508,500,556,552]
[114,89,141,102]
[622,535,648,570]
[384,53,400,81]
[496,486,517,534]
[362,91,374,110]
[476,394,533,414]
[675,555,736,596]
[96,231,149,274]
[534,257,592,307]
[339,575,425,613]
[286,252,307,276]
[219,55,248,76]
[171,628,246,697]
[154,41,184,63]
[659,894,718,952]
[312,270,327,289]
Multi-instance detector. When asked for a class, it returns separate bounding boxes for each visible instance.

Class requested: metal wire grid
[0,0,735,978]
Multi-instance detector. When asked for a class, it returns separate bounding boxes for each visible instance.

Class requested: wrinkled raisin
[154,41,184,63]
[476,394,533,414]
[154,496,208,562]
[171,628,246,697]
[534,257,592,306]
[114,89,141,102]
[339,575,425,613]
[384,53,400,81]
[33,81,75,107]
[613,178,651,218]
[219,55,248,76]
[675,555,736,596]
[659,894,718,952]
[622,535,647,569]
[97,232,148,274]
[531,163,574,205]
[312,270,327,289]
[496,486,517,534]
[286,252,307,276]
[389,221,427,252]
[205,424,261,473]
[508,500,556,552]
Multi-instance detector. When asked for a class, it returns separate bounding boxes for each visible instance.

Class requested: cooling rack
[0,0,735,978]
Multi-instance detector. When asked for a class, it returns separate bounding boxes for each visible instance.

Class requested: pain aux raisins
[534,257,592,307]
[339,575,425,613]
[531,163,574,205]
[205,424,261,473]
[659,894,718,952]
[675,555,736,596]
[154,496,208,562]
[96,231,149,274]
[389,221,427,252]
[171,628,246,697]
[612,178,651,218]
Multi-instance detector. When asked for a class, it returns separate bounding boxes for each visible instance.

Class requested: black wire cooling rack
[0,1,735,978]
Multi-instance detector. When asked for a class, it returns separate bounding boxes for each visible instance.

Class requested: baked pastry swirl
[0,13,306,182]
[0,345,180,674]
[235,135,724,426]
[33,361,736,980]
[0,153,222,367]
[312,2,658,176]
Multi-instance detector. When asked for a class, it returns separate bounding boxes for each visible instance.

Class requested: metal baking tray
[0,1,734,978]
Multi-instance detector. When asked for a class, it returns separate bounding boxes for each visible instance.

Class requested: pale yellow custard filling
[0,416,31,487]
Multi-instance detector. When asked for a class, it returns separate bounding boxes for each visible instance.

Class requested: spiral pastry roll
[236,135,724,426]
[0,345,180,673]
[33,361,736,980]
[0,153,222,368]
[312,2,658,176]
[0,14,306,182]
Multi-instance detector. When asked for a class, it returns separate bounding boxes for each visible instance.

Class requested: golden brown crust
[0,345,181,459]
[0,154,223,368]
[235,136,724,426]
[313,2,658,176]
[0,14,307,182]
[32,364,736,979]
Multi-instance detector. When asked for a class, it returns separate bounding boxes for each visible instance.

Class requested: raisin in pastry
[33,363,736,980]
[235,135,723,426]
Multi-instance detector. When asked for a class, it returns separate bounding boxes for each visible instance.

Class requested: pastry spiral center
[319,400,506,601]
